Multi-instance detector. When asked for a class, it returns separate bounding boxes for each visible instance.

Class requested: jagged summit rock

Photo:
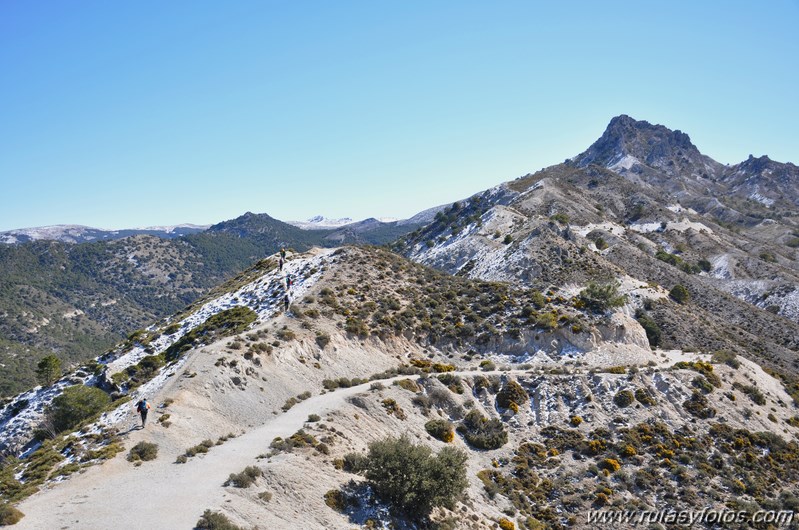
[722,153,799,207]
[572,114,721,180]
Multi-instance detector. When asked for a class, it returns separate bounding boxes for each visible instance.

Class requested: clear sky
[1,1,797,231]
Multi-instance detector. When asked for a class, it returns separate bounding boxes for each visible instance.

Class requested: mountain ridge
[3,245,799,528]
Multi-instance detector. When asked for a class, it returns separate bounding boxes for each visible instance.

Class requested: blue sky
[1,1,797,231]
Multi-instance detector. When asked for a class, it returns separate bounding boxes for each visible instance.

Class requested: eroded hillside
[1,246,798,529]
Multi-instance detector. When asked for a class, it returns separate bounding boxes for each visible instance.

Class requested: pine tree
[36,355,62,386]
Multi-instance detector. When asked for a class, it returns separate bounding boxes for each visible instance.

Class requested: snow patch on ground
[104,249,336,375]
[666,204,697,214]
[629,217,712,235]
[609,154,641,172]
[749,192,774,207]
[711,254,733,280]
[717,279,799,322]
[572,222,627,238]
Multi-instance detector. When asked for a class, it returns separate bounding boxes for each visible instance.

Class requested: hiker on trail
[285,274,293,291]
[284,293,290,312]
[280,248,286,260]
[136,398,151,428]
[279,257,284,272]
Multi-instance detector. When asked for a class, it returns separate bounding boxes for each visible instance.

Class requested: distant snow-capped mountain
[287,216,356,230]
[0,224,209,245]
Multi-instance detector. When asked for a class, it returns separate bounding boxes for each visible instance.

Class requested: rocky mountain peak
[723,153,799,207]
[573,115,704,173]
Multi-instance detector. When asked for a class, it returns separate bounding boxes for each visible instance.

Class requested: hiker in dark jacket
[284,293,290,312]
[136,398,151,428]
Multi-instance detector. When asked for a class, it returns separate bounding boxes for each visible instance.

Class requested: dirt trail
[15,370,525,530]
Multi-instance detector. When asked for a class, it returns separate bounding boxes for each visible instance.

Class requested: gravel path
[15,370,526,530]
[15,379,390,530]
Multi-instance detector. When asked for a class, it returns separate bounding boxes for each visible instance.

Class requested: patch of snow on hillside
[749,191,774,207]
[666,204,697,214]
[104,249,335,374]
[628,221,663,233]
[716,279,799,322]
[629,217,711,235]
[711,254,732,280]
[723,279,770,306]
[572,222,626,238]
[609,154,641,172]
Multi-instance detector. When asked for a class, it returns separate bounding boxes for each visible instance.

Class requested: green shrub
[550,213,570,224]
[307,414,321,422]
[0,503,24,525]
[432,363,456,373]
[425,419,455,442]
[457,410,507,450]
[342,452,367,473]
[344,317,369,337]
[673,361,721,386]
[684,390,716,418]
[381,399,407,420]
[324,489,348,512]
[534,312,558,329]
[692,376,714,394]
[276,328,295,341]
[226,466,262,488]
[710,350,740,369]
[195,509,242,530]
[498,518,515,530]
[613,390,635,408]
[579,282,627,313]
[437,373,463,394]
[634,388,657,406]
[733,383,766,405]
[634,310,661,347]
[364,436,468,519]
[315,333,330,348]
[282,397,299,411]
[127,442,158,462]
[669,285,690,304]
[184,439,215,458]
[165,307,257,361]
[503,235,513,244]
[479,360,496,371]
[496,380,528,409]
[257,491,272,503]
[47,385,111,433]
[598,458,621,473]
[395,379,420,393]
